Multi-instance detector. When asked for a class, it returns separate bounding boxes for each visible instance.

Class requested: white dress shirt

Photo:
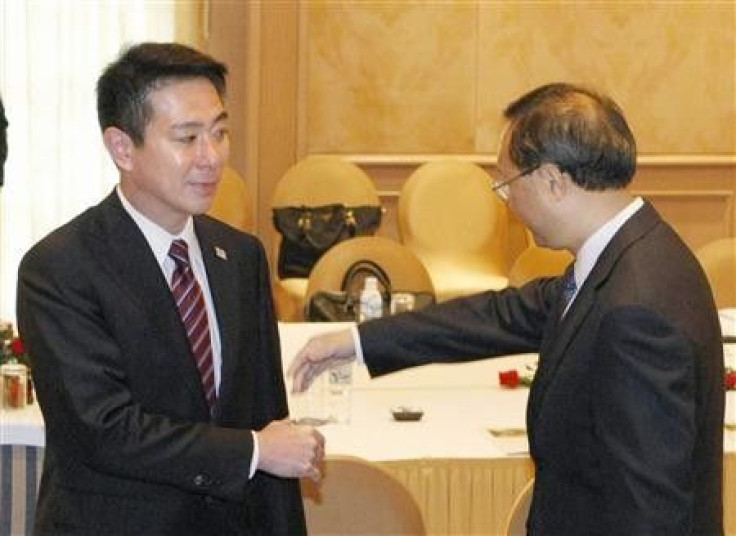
[568,196,644,309]
[116,186,258,477]
[116,186,223,392]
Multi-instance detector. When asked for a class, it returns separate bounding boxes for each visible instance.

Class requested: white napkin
[720,308,736,338]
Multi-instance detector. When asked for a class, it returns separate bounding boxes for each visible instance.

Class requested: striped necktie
[169,239,216,410]
[560,269,577,315]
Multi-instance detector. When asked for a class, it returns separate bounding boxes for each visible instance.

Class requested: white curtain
[0,0,178,321]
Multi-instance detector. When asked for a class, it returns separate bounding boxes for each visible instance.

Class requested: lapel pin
[215,246,228,260]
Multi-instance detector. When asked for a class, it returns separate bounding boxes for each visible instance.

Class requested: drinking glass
[390,293,416,315]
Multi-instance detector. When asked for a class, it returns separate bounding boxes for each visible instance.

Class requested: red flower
[499,369,520,388]
[726,369,736,391]
[9,337,25,356]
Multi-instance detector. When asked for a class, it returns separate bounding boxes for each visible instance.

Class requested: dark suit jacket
[359,202,724,535]
[17,192,305,535]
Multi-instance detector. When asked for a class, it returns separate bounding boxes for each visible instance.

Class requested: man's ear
[537,163,568,201]
[102,127,135,172]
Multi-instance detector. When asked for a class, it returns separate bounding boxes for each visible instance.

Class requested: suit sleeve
[359,279,560,377]
[592,305,697,532]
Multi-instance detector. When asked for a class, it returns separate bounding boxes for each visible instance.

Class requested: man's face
[496,128,550,245]
[120,77,229,233]
[498,128,575,250]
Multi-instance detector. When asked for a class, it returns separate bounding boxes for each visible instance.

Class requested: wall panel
[305,2,479,153]
[302,2,734,156]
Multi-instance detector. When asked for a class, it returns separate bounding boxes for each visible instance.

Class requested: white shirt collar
[573,196,644,289]
[115,185,201,269]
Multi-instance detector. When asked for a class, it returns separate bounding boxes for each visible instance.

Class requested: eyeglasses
[491,166,540,202]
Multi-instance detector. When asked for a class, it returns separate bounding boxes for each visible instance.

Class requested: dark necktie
[560,269,577,313]
[169,239,216,409]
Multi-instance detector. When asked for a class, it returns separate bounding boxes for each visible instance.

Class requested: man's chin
[187,197,215,216]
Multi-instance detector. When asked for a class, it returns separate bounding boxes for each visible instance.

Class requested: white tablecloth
[280,322,736,456]
[0,402,44,447]
[2,321,734,453]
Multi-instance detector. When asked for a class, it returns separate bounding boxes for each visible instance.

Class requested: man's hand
[287,329,357,393]
[257,419,325,482]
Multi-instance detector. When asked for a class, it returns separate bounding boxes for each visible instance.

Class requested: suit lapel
[195,218,243,417]
[89,193,208,408]
[528,202,663,427]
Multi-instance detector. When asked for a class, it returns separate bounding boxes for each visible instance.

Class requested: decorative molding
[636,155,736,166]
[633,190,734,198]
[313,153,736,167]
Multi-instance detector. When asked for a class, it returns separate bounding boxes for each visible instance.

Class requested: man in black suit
[290,83,724,534]
[18,42,323,535]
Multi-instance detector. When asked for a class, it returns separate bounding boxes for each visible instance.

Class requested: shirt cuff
[351,324,365,365]
[249,430,259,479]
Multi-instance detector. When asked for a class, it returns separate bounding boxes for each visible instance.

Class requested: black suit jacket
[17,192,305,535]
[360,202,724,535]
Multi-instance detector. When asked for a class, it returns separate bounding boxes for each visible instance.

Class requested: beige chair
[305,236,435,307]
[301,455,425,535]
[207,166,254,233]
[695,237,736,309]
[398,159,509,301]
[271,155,381,320]
[507,245,574,287]
[504,478,535,536]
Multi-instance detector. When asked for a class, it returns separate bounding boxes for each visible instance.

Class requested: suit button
[193,473,212,487]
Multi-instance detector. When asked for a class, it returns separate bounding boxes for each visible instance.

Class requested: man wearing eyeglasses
[289,83,724,535]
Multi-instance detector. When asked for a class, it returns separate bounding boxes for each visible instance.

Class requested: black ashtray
[391,406,424,422]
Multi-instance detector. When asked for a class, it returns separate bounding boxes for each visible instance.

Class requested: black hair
[96,42,228,146]
[503,83,636,190]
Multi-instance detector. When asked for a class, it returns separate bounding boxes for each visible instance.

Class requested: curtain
[0,1,201,321]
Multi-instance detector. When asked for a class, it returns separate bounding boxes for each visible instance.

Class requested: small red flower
[726,369,736,391]
[499,369,520,388]
[9,337,25,356]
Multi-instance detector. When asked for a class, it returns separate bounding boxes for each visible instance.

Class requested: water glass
[390,293,416,315]
[327,362,353,424]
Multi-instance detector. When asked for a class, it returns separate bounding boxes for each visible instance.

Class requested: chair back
[271,156,381,320]
[695,237,736,308]
[398,159,509,300]
[301,455,425,535]
[207,166,254,233]
[507,245,573,287]
[272,155,380,208]
[305,236,435,304]
[504,478,534,536]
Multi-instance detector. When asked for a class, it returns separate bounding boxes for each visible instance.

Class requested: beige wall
[304,2,734,156]
[207,1,736,270]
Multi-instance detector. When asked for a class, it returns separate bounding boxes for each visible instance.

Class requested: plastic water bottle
[357,276,383,323]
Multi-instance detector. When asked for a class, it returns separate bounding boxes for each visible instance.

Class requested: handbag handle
[341,260,391,305]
